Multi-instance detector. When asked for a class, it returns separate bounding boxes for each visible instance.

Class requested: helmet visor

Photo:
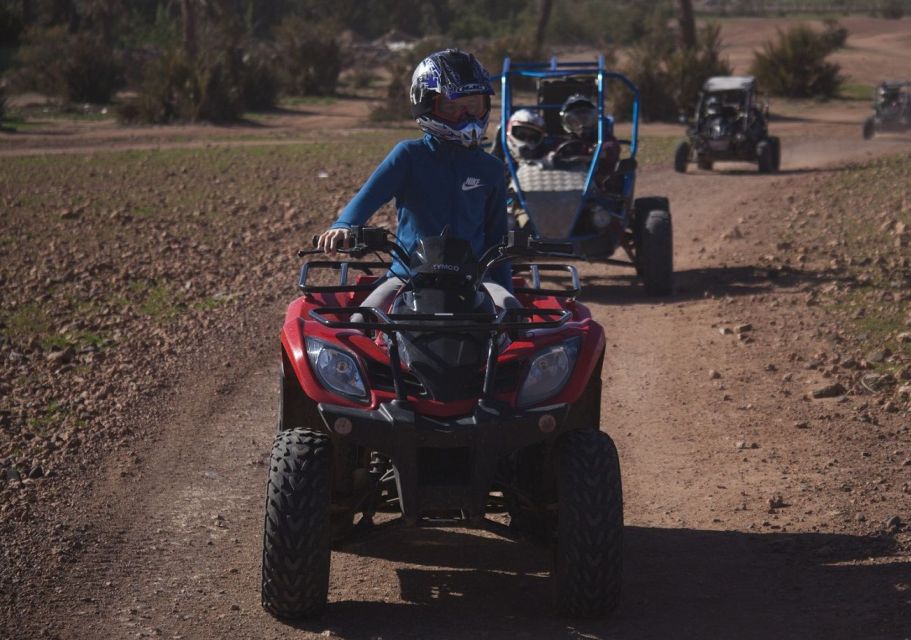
[509,123,544,146]
[562,107,597,137]
[432,94,490,124]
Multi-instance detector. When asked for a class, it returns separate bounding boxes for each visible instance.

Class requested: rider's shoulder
[475,147,508,175]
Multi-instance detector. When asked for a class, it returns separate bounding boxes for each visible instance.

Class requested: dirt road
[3,121,904,640]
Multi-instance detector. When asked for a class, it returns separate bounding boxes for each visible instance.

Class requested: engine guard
[317,400,571,520]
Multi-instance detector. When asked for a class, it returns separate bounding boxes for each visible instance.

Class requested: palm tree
[533,0,553,58]
[677,0,696,50]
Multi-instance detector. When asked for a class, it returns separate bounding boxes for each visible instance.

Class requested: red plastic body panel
[280,275,605,419]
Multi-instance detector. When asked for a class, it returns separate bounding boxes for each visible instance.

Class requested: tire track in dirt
[21,134,911,640]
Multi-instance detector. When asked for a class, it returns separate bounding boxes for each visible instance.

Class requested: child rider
[316,48,518,312]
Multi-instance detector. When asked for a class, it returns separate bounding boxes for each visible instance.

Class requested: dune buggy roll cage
[499,56,641,239]
[297,226,581,404]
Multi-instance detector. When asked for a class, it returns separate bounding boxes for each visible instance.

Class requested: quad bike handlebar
[300,226,575,279]
[296,226,580,300]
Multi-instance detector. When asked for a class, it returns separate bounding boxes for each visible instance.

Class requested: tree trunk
[182,0,198,61]
[533,0,553,58]
[677,0,696,50]
[21,0,33,25]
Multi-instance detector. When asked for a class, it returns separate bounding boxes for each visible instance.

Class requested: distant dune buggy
[675,75,781,174]
[863,81,911,139]
[262,226,623,619]
[494,56,673,296]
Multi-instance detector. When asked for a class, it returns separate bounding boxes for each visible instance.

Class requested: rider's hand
[317,227,350,254]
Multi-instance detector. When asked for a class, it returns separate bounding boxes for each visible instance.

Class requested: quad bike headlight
[305,338,368,400]
[517,337,581,408]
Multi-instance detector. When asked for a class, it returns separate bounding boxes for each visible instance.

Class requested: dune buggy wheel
[757,140,774,174]
[634,199,673,296]
[553,428,623,618]
[862,117,875,140]
[673,141,689,173]
[262,429,332,619]
[768,136,781,172]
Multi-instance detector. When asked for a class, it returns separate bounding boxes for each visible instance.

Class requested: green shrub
[368,37,448,122]
[118,37,280,124]
[880,0,905,19]
[0,4,23,46]
[235,44,280,111]
[821,19,849,51]
[368,61,412,122]
[13,27,123,104]
[615,21,732,122]
[750,24,844,98]
[475,34,536,78]
[118,48,243,124]
[350,65,377,91]
[274,18,341,96]
[666,23,734,117]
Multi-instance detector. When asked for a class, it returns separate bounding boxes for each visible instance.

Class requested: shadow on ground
[286,526,907,640]
[576,264,829,306]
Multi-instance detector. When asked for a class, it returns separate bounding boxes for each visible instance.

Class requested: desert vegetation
[0,1,896,124]
[750,21,846,98]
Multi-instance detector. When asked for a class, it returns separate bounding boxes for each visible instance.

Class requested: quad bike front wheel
[553,428,623,618]
[634,198,674,297]
[262,429,332,619]
[863,117,875,140]
[673,141,689,173]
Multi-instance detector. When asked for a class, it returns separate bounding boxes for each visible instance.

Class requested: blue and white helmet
[410,49,494,148]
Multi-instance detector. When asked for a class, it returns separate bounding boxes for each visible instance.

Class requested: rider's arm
[331,142,411,230]
[484,169,513,291]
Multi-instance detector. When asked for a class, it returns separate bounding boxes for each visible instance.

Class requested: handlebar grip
[311,234,320,247]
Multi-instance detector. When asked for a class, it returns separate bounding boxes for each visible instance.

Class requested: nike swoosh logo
[462,183,483,191]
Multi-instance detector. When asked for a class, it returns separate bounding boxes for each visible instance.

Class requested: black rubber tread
[697,156,713,171]
[757,140,773,174]
[261,429,332,619]
[862,117,875,140]
[278,349,322,434]
[509,357,605,540]
[673,141,689,173]
[640,208,674,296]
[768,136,781,172]
[554,428,623,618]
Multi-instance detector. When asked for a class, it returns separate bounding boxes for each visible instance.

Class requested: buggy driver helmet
[410,49,494,148]
[878,83,899,103]
[506,109,546,159]
[704,95,722,116]
[560,94,598,142]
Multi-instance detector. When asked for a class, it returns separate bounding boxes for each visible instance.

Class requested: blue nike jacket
[331,134,511,289]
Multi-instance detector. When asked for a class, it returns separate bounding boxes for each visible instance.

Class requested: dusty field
[2,14,911,640]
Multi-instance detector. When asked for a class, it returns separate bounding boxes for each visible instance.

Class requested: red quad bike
[261,225,623,619]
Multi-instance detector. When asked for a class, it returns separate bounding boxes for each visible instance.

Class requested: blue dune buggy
[496,56,673,296]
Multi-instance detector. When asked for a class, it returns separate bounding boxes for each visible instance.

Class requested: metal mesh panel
[515,164,586,239]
